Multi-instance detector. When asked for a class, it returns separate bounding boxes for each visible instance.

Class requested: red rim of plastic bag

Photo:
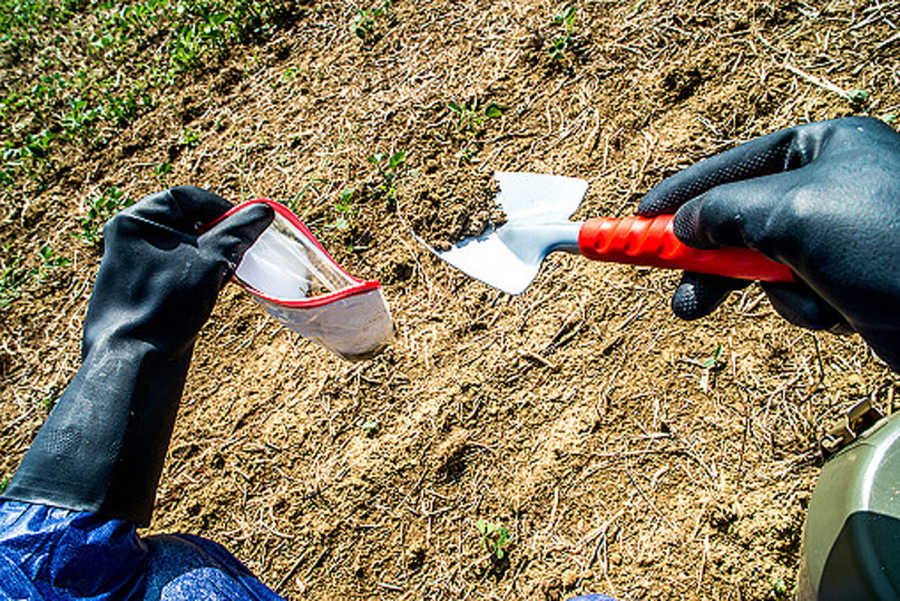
[205,199,382,309]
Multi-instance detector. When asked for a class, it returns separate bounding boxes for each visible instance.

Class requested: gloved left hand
[84,186,273,356]
[3,186,273,525]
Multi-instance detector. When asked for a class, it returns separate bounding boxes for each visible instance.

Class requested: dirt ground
[3,0,900,599]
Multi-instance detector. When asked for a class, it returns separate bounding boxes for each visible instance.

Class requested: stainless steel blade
[423,172,589,294]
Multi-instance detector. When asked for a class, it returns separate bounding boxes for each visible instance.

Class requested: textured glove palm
[638,117,900,371]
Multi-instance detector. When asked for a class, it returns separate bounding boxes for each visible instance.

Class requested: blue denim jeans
[0,500,283,601]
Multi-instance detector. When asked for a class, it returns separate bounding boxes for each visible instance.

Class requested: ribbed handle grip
[577,215,794,283]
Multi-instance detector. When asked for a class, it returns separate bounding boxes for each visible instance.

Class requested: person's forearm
[3,188,272,527]
[3,337,191,526]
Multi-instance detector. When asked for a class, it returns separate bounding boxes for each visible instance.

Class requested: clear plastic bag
[219,200,393,361]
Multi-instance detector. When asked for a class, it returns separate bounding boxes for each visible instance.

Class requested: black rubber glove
[3,186,273,525]
[637,116,900,371]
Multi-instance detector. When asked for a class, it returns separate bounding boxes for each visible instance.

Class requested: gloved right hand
[637,117,900,371]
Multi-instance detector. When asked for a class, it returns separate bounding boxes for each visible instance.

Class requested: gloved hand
[3,186,273,525]
[83,186,273,357]
[637,116,900,371]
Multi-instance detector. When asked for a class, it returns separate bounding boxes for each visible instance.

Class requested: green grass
[548,6,577,60]
[0,0,80,57]
[0,245,27,308]
[286,177,328,214]
[0,0,292,196]
[76,186,132,245]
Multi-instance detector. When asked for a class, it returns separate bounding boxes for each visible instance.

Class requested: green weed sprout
[1,129,54,186]
[368,150,406,206]
[846,89,870,107]
[0,246,27,309]
[771,577,788,598]
[77,187,132,245]
[179,128,201,147]
[61,98,101,141]
[154,162,172,183]
[703,344,724,369]
[0,241,64,307]
[0,477,8,495]
[103,90,148,128]
[0,0,294,194]
[31,244,69,282]
[448,101,502,134]
[549,6,577,60]
[332,189,357,231]
[475,519,510,559]
[353,1,392,39]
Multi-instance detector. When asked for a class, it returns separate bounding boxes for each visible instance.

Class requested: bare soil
[3,1,900,600]
[403,169,504,250]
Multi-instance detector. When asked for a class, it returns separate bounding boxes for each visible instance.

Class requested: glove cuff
[2,337,192,526]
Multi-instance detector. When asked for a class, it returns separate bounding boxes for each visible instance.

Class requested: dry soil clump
[404,168,505,250]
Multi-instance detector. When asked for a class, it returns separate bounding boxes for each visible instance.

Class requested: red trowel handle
[577,215,794,283]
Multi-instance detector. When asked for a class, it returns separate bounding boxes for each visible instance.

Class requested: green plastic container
[798,413,900,599]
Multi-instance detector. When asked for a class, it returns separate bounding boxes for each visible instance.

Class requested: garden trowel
[424,172,794,294]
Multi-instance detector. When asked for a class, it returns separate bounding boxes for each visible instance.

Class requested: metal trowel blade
[428,172,589,295]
